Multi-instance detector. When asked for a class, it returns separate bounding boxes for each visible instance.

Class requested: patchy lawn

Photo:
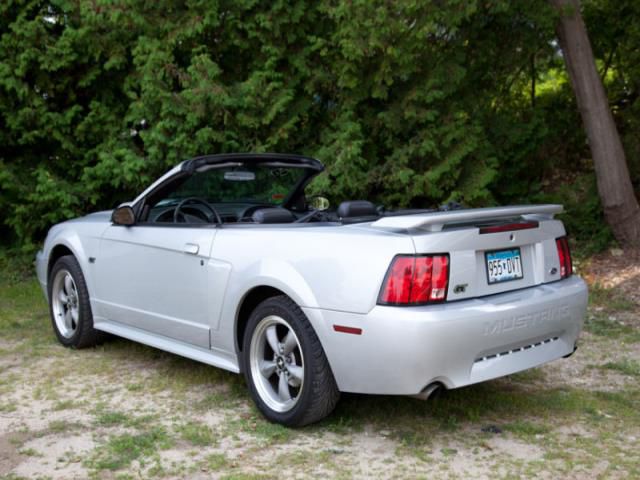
[0,251,639,479]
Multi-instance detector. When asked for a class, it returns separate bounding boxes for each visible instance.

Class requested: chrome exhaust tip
[412,382,445,401]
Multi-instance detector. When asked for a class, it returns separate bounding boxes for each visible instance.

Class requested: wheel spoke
[265,325,280,354]
[259,360,277,378]
[58,290,68,304]
[287,365,303,383]
[71,306,79,323]
[64,275,74,296]
[282,330,297,355]
[278,373,292,402]
[64,309,73,330]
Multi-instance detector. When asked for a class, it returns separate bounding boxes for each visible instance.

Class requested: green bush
[533,171,615,255]
[0,0,636,252]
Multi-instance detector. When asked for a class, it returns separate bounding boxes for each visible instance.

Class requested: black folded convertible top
[181,153,324,173]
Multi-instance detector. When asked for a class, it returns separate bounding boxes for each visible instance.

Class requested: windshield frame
[159,163,311,207]
[133,153,324,223]
[181,153,323,209]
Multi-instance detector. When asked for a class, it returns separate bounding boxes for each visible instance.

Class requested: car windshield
[159,163,309,206]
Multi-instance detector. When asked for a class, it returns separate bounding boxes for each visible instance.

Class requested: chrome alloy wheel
[51,269,80,338]
[249,315,305,413]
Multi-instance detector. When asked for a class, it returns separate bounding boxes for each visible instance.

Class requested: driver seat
[251,208,295,224]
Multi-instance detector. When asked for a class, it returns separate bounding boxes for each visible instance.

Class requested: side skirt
[94,319,240,374]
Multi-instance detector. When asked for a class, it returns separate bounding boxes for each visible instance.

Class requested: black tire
[242,295,340,427]
[48,255,106,348]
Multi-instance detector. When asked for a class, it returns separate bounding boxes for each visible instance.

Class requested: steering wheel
[173,197,222,224]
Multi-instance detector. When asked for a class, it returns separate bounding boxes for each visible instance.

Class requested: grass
[52,399,76,411]
[177,421,217,446]
[205,452,228,470]
[1,255,639,478]
[0,402,18,413]
[94,409,132,427]
[0,276,48,343]
[324,384,640,438]
[226,412,293,444]
[18,447,42,457]
[599,359,640,377]
[588,283,635,312]
[86,426,172,471]
[47,420,84,434]
[502,420,550,439]
[583,313,640,342]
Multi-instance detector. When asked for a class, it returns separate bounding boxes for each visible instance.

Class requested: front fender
[41,225,103,302]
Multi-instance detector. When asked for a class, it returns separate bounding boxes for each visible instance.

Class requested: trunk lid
[370,205,566,301]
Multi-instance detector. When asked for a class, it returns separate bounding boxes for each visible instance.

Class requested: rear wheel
[242,295,340,427]
[48,255,105,348]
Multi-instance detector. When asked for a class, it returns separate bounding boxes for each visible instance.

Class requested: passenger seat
[337,200,380,223]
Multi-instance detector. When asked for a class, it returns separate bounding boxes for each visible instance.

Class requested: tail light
[555,237,573,279]
[479,220,539,234]
[378,254,449,305]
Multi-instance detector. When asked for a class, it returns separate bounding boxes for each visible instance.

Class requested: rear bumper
[304,276,588,395]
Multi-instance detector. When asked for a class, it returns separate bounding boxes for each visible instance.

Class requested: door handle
[183,243,200,255]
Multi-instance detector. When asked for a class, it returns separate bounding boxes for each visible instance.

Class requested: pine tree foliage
[0,0,637,247]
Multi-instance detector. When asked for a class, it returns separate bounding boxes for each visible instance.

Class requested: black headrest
[337,200,378,218]
[251,208,295,224]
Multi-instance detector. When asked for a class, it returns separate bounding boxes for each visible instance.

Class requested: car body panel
[408,219,568,300]
[35,212,111,301]
[93,317,240,373]
[304,276,587,394]
[370,204,562,230]
[212,224,414,313]
[37,213,588,392]
[36,154,588,399]
[94,224,217,349]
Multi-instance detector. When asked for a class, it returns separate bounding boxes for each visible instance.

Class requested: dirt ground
[0,250,639,479]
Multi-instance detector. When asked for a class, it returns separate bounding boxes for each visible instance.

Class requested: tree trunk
[550,0,640,248]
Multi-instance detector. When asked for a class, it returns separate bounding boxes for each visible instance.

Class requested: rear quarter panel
[210,224,415,353]
[215,225,414,312]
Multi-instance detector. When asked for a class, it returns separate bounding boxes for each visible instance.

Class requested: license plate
[485,248,523,284]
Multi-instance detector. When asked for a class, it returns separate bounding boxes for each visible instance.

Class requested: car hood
[66,210,113,224]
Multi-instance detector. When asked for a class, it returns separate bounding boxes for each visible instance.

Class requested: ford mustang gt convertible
[36,153,588,426]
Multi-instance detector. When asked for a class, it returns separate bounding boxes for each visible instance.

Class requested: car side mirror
[111,205,136,226]
[309,196,330,211]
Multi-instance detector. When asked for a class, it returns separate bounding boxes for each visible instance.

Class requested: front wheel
[242,295,340,427]
[48,255,105,348]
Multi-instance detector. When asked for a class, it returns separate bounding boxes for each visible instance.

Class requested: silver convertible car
[36,153,588,426]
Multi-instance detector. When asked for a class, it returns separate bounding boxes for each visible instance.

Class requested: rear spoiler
[371,204,563,232]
